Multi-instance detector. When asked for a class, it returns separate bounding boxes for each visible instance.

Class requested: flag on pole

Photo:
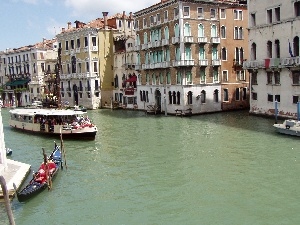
[289,40,294,57]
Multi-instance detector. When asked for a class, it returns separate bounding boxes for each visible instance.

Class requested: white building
[0,39,58,107]
[244,0,300,118]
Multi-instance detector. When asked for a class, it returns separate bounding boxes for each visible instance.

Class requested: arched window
[275,39,280,58]
[222,47,227,60]
[168,91,172,104]
[251,43,257,60]
[167,72,171,84]
[293,36,299,56]
[146,74,149,84]
[184,23,191,36]
[221,26,226,38]
[144,32,148,44]
[214,89,219,102]
[136,34,140,45]
[187,91,193,104]
[198,24,204,37]
[71,56,76,73]
[267,41,272,58]
[177,91,181,104]
[201,90,206,103]
[174,24,180,37]
[211,24,217,37]
[172,91,176,104]
[114,74,119,88]
[152,73,156,85]
[164,26,169,40]
[140,90,143,101]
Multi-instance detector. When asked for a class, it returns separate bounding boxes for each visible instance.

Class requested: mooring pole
[274,100,278,124]
[0,176,15,225]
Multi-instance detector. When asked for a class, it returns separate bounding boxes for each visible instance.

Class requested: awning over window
[6,79,30,86]
[125,75,137,83]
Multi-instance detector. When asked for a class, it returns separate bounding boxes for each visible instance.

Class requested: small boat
[14,142,62,202]
[9,108,97,139]
[6,148,12,156]
[67,105,87,112]
[273,119,300,137]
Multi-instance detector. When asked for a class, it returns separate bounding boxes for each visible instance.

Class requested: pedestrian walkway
[0,159,31,200]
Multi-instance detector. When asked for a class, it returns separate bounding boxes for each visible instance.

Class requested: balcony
[172,59,195,67]
[162,61,171,68]
[281,56,300,67]
[75,48,80,53]
[211,37,220,44]
[152,40,162,48]
[85,87,91,92]
[134,45,141,51]
[70,49,75,55]
[184,36,194,43]
[147,42,153,48]
[64,50,69,55]
[199,59,208,66]
[66,87,71,92]
[211,59,221,66]
[91,46,98,51]
[141,43,148,50]
[142,64,150,70]
[83,47,89,52]
[172,37,180,44]
[197,37,208,43]
[135,64,141,70]
[161,39,169,46]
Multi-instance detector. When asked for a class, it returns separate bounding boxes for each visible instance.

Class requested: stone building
[0,39,58,107]
[133,0,248,115]
[56,13,133,109]
[112,12,138,110]
[244,0,300,119]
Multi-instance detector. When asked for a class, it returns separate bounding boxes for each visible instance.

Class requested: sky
[0,0,159,51]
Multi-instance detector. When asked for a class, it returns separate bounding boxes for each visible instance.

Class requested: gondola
[13,142,62,202]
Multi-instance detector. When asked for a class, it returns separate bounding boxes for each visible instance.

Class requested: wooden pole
[60,127,67,169]
[0,176,16,225]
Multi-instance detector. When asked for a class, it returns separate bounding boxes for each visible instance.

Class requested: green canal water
[0,109,299,225]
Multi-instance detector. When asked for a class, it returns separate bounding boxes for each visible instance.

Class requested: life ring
[286,125,290,129]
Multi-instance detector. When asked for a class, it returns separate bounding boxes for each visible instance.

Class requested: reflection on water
[1,109,300,224]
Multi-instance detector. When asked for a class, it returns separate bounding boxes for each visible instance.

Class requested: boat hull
[273,119,300,137]
[9,108,98,140]
[15,144,62,202]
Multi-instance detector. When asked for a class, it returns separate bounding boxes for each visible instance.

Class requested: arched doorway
[155,89,161,111]
[73,84,78,105]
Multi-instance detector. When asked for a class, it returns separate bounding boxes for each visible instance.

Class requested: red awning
[125,76,137,82]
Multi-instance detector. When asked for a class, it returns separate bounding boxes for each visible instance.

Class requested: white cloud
[63,0,159,20]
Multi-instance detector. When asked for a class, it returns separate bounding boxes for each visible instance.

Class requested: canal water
[0,109,299,225]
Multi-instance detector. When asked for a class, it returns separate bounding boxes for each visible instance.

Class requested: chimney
[67,22,72,29]
[123,11,126,19]
[161,0,167,3]
[62,27,65,32]
[102,12,109,29]
[129,12,132,20]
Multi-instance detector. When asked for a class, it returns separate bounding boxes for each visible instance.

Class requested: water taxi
[9,108,97,139]
[273,119,300,137]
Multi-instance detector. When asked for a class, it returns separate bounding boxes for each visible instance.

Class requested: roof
[9,108,87,116]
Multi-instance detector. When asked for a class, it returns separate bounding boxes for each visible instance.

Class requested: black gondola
[13,142,62,202]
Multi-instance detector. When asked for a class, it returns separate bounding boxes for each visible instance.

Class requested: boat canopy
[9,109,87,117]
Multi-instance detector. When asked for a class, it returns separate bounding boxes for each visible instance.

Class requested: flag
[265,58,270,69]
[289,40,294,57]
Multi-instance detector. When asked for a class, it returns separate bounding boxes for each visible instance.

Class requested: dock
[0,159,31,200]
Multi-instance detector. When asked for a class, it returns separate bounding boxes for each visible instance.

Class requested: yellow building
[56,13,128,109]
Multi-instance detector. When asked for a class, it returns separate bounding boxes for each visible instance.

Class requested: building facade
[244,0,300,119]
[56,13,135,109]
[134,0,248,115]
[0,39,58,107]
[112,12,138,110]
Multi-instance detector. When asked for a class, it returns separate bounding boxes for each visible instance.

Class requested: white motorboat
[9,108,97,139]
[273,119,300,137]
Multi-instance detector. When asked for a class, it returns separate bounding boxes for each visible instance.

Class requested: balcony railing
[211,37,220,44]
[211,59,221,66]
[184,36,194,43]
[141,43,148,50]
[172,37,180,44]
[161,39,169,46]
[162,61,171,68]
[198,37,208,43]
[172,59,195,67]
[199,59,208,66]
